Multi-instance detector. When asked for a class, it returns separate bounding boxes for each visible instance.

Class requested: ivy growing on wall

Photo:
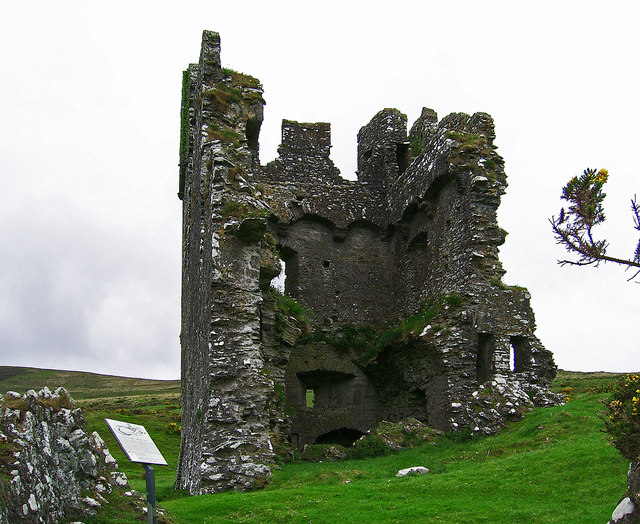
[179,69,191,177]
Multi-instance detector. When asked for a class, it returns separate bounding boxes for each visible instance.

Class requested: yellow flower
[594,169,609,184]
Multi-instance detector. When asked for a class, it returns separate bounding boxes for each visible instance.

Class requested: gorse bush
[550,167,640,276]
[164,422,181,435]
[602,373,640,461]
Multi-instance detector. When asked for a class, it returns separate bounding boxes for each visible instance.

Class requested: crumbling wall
[175,30,275,495]
[177,30,560,495]
[0,387,127,524]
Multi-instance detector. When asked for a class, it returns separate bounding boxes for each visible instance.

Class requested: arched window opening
[277,246,299,298]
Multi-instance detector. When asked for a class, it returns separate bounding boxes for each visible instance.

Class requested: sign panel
[105,418,168,465]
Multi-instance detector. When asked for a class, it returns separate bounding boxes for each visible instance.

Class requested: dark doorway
[315,428,365,447]
[477,333,495,384]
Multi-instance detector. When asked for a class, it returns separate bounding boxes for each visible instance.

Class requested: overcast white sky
[1,1,638,380]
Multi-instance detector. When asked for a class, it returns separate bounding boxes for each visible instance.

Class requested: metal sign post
[142,464,157,524]
[105,419,167,524]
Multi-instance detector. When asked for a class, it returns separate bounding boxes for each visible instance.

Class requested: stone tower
[176,31,559,495]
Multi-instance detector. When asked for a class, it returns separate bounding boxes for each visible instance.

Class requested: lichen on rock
[0,387,126,524]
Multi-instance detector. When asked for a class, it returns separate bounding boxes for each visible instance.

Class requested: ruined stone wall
[0,388,127,524]
[176,31,276,495]
[277,219,396,326]
[177,31,560,495]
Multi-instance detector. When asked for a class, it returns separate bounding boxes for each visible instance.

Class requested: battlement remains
[175,31,561,495]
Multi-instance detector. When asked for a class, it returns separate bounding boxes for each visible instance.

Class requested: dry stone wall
[177,30,562,495]
[0,387,128,524]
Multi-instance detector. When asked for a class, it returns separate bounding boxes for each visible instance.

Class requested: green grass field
[0,366,631,523]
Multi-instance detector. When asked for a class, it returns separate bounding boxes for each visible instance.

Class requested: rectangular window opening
[510,336,531,373]
[477,333,495,384]
[305,388,315,408]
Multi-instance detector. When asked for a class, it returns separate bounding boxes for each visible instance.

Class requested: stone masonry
[0,387,128,523]
[176,30,560,495]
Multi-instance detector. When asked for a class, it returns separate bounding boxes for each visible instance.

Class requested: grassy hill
[0,366,632,523]
[0,366,180,399]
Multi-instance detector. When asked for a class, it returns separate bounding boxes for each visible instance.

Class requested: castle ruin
[175,31,559,495]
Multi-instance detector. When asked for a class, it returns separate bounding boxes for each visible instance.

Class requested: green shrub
[220,200,269,220]
[348,434,393,459]
[444,427,474,443]
[202,85,242,110]
[602,373,640,461]
[269,288,314,331]
[445,131,486,152]
[222,67,261,89]
[327,324,377,354]
[443,293,462,308]
[301,444,347,462]
[273,383,285,408]
[314,294,463,362]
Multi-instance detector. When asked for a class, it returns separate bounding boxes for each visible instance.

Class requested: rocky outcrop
[610,462,640,523]
[177,31,560,495]
[0,387,127,524]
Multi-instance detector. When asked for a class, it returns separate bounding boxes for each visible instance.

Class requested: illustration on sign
[105,418,167,465]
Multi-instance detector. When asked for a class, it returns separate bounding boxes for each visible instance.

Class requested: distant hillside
[553,369,631,393]
[0,366,180,399]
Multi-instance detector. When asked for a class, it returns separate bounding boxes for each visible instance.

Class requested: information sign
[104,418,167,466]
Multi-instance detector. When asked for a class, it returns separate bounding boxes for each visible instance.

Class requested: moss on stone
[268,288,314,333]
[206,127,242,145]
[220,199,269,220]
[222,67,261,89]
[491,278,526,292]
[309,293,463,363]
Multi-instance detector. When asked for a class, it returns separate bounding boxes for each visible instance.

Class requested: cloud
[0,1,638,379]
[0,194,180,379]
